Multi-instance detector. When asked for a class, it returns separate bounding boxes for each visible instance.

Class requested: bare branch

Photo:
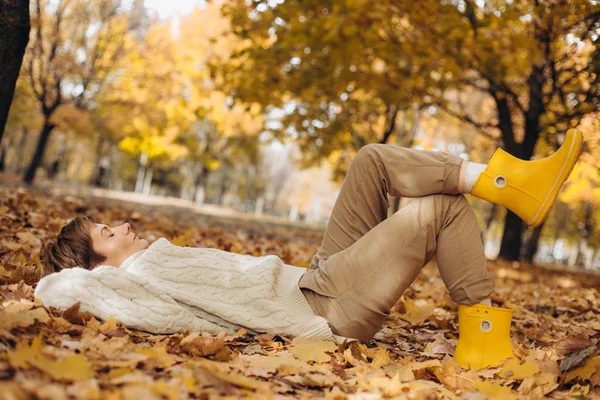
[433,101,500,142]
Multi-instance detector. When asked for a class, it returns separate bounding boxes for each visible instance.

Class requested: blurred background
[1,0,599,268]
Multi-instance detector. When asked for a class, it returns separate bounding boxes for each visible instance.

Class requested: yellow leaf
[370,347,393,369]
[85,316,102,331]
[0,307,50,329]
[565,356,600,382]
[393,365,416,381]
[534,372,560,396]
[108,367,133,379]
[475,380,518,399]
[243,353,311,373]
[289,337,337,363]
[2,299,36,313]
[500,358,540,380]
[0,265,12,278]
[202,360,267,391]
[45,354,95,381]
[7,335,94,381]
[183,375,198,393]
[133,340,177,368]
[408,359,442,371]
[397,298,435,324]
[100,316,119,332]
[358,343,392,368]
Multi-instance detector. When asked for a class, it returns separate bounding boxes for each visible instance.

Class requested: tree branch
[433,101,500,142]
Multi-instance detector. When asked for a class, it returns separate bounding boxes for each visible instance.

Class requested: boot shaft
[454,304,515,369]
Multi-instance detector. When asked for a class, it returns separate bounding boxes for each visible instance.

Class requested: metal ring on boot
[493,174,507,189]
[480,320,493,332]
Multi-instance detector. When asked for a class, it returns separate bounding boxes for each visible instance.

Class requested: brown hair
[42,215,106,276]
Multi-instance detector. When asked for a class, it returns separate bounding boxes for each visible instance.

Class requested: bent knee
[421,193,466,209]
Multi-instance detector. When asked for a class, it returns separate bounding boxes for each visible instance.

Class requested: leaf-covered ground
[0,185,599,400]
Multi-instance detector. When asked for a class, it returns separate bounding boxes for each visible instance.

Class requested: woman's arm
[34,266,236,335]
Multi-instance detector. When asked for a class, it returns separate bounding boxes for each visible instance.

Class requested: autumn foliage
[0,186,599,399]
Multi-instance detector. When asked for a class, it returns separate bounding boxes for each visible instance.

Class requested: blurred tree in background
[20,0,134,184]
[1,0,599,267]
[0,0,30,144]
[220,0,600,261]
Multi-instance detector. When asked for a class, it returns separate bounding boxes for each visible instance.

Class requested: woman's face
[89,222,149,267]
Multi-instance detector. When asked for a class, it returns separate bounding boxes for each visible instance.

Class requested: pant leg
[304,143,465,272]
[300,194,494,342]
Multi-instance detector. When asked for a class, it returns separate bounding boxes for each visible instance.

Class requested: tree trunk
[135,151,148,193]
[576,201,593,267]
[522,223,545,264]
[495,63,544,261]
[482,203,498,243]
[0,0,30,143]
[216,172,229,205]
[23,121,55,184]
[497,211,524,261]
[191,164,208,203]
[0,145,6,171]
[142,167,153,195]
[17,125,28,173]
[91,135,106,186]
[254,196,265,216]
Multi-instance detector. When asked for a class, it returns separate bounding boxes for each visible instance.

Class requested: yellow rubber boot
[453,304,515,370]
[471,128,583,227]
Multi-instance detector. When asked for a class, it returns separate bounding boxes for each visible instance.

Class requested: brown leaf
[553,332,593,357]
[61,302,95,325]
[180,331,226,357]
[560,345,599,373]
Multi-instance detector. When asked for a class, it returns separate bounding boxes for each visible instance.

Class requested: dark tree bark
[91,135,106,186]
[0,0,30,143]
[482,203,498,242]
[494,63,545,261]
[379,104,399,144]
[191,164,209,203]
[23,120,55,184]
[522,223,545,264]
[575,201,593,267]
[0,145,6,171]
[497,211,524,261]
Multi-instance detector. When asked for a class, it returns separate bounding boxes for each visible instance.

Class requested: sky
[143,0,206,19]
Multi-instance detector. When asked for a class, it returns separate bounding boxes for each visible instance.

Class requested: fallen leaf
[564,355,600,382]
[397,298,435,325]
[0,307,50,329]
[289,337,337,363]
[552,332,593,357]
[475,379,518,399]
[180,331,226,357]
[7,335,94,381]
[500,358,540,380]
[560,344,599,372]
[2,299,36,313]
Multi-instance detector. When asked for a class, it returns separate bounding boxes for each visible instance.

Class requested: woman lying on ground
[35,129,583,369]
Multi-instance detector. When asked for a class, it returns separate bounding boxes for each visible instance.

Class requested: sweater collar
[119,248,147,270]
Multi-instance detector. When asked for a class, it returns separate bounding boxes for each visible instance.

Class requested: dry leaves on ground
[0,186,599,399]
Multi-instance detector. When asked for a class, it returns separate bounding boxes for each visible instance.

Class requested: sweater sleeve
[34,266,236,335]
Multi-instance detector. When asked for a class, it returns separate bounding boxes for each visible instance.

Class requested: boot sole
[528,132,583,227]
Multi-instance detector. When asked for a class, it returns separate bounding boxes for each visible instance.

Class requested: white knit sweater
[34,238,337,341]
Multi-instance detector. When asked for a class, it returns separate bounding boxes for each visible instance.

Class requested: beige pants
[298,144,494,342]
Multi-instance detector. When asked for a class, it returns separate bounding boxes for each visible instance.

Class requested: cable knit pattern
[34,238,335,341]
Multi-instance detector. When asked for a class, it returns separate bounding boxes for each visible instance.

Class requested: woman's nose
[122,223,131,233]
